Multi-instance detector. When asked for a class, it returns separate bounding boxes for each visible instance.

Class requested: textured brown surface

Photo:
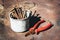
[0,0,60,40]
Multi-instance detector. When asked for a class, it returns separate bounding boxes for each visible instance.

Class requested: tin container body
[9,13,29,32]
[10,18,29,32]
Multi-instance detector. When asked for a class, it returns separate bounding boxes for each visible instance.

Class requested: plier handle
[25,19,53,37]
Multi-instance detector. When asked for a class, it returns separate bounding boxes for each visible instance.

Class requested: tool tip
[25,32,31,37]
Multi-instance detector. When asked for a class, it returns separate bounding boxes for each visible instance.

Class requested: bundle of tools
[10,7,31,19]
[25,19,53,37]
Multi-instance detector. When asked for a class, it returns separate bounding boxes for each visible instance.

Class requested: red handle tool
[25,19,45,36]
[29,19,45,32]
[35,22,53,34]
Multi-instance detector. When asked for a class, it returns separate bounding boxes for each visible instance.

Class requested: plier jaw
[25,30,35,37]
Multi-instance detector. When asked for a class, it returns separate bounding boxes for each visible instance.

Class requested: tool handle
[35,22,53,34]
[29,19,45,31]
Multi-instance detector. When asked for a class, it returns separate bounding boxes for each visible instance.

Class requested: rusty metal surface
[0,0,60,40]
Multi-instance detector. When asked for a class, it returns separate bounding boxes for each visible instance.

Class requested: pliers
[25,19,53,37]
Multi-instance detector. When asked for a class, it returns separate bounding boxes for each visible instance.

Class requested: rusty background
[0,0,60,40]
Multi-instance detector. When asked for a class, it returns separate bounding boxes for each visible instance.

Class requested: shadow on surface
[26,11,41,31]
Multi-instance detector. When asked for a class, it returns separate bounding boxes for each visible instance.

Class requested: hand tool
[32,10,36,16]
[18,7,23,19]
[25,19,45,36]
[25,19,53,37]
[24,10,27,18]
[20,10,24,18]
[35,21,53,34]
[14,7,19,18]
[10,7,19,19]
